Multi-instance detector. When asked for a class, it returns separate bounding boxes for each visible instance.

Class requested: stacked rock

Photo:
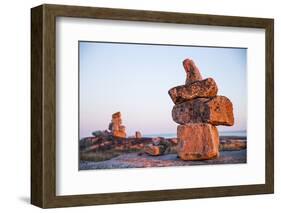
[168,59,234,160]
[108,112,127,138]
[135,131,142,139]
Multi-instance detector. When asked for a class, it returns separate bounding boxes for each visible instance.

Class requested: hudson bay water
[143,130,247,138]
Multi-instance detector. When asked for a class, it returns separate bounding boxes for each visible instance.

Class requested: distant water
[143,133,177,138]
[219,131,246,137]
[143,130,246,138]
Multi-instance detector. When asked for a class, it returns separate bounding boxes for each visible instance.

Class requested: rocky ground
[79,135,247,170]
[79,149,246,170]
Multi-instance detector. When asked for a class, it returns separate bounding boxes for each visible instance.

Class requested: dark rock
[172,96,234,126]
[135,131,142,139]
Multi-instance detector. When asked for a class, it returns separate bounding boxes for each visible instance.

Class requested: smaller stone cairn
[108,112,127,138]
[135,131,142,139]
[168,59,234,160]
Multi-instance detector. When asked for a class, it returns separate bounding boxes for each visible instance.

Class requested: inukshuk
[108,112,127,138]
[168,59,234,160]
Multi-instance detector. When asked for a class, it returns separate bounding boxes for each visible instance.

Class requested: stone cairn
[168,58,234,160]
[135,131,142,139]
[108,112,127,138]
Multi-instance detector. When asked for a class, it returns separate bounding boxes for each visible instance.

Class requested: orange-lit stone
[168,78,218,104]
[177,123,219,160]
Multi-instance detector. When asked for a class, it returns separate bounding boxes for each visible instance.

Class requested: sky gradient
[79,42,247,138]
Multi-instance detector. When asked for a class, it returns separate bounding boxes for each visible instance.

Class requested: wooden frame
[31,4,274,208]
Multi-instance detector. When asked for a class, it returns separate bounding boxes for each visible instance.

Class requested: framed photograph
[31,4,274,208]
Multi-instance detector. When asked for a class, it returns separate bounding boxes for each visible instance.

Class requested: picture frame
[31,4,274,208]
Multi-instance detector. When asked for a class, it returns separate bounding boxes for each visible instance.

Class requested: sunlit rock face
[168,78,218,104]
[177,124,219,160]
[168,58,234,161]
[144,144,162,156]
[108,112,127,138]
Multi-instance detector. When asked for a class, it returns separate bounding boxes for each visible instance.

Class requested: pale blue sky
[79,42,247,138]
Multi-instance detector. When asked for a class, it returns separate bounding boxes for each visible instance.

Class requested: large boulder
[172,96,234,126]
[183,59,203,85]
[177,123,219,160]
[168,78,218,104]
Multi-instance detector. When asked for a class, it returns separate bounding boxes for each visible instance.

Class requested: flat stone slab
[168,78,218,104]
